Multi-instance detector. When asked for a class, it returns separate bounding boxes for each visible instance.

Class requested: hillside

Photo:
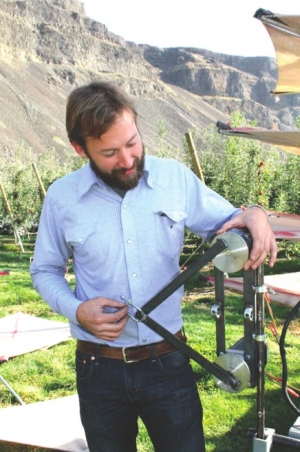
[0,0,299,157]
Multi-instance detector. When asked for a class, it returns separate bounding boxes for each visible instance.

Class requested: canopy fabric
[216,11,300,156]
[206,210,300,308]
[217,122,300,156]
[207,273,300,308]
[0,395,88,451]
[269,211,300,242]
[0,312,71,361]
[0,315,85,450]
[254,9,300,95]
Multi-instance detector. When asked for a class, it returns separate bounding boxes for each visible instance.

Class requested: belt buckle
[122,347,139,363]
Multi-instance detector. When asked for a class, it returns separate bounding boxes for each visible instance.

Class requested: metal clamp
[252,333,267,342]
[252,285,267,293]
[211,303,221,319]
[120,295,147,322]
[244,307,254,321]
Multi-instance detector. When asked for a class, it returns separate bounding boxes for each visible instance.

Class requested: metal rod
[243,269,257,388]
[139,314,240,389]
[136,238,228,317]
[0,374,25,405]
[255,265,266,439]
[214,268,226,355]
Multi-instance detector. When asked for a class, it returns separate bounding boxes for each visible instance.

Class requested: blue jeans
[76,348,205,452]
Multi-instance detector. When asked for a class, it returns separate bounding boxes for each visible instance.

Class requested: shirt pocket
[155,210,187,260]
[65,224,96,252]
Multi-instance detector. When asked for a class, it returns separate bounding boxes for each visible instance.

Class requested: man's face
[73,111,144,190]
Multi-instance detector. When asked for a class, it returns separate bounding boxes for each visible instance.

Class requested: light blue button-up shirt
[30,155,240,346]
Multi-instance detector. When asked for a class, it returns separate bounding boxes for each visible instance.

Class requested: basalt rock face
[0,0,298,157]
[142,46,300,130]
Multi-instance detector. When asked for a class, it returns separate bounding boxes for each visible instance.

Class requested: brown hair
[66,81,138,148]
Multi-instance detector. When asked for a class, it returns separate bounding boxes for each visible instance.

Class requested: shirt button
[127,239,132,244]
[132,273,137,277]
[79,238,83,242]
[123,204,127,208]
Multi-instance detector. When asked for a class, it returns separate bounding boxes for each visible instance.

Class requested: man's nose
[118,150,134,168]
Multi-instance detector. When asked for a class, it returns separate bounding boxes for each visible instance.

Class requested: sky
[81,0,299,57]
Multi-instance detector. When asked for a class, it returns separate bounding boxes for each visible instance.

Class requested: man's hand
[76,297,129,341]
[216,207,278,270]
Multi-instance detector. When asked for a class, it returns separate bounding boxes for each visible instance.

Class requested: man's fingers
[268,242,278,268]
[243,239,278,271]
[92,313,128,340]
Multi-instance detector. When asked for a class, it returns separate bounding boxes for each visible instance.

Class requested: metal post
[0,374,25,405]
[252,264,274,452]
[243,269,257,387]
[255,265,266,439]
[214,267,226,355]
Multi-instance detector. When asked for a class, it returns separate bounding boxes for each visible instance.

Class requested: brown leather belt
[77,331,187,363]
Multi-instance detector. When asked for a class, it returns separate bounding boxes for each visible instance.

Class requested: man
[30,81,277,452]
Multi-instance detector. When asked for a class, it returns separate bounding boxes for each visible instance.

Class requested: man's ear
[71,141,88,158]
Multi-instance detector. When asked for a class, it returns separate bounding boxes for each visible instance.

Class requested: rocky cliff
[0,0,298,157]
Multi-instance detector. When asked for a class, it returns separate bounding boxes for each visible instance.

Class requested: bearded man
[30,81,277,452]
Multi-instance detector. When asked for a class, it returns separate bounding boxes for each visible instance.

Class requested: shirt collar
[77,156,158,199]
[143,155,154,188]
[77,162,99,199]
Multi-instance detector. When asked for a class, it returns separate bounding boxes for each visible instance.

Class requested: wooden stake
[0,181,25,252]
[185,132,205,183]
[32,163,46,197]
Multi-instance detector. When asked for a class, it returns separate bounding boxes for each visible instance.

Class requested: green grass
[182,294,300,452]
[0,236,300,451]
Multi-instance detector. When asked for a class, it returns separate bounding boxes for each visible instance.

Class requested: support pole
[0,374,25,405]
[32,163,46,197]
[185,132,205,183]
[252,265,274,452]
[0,181,24,252]
[255,265,266,440]
[214,267,226,355]
[243,269,257,388]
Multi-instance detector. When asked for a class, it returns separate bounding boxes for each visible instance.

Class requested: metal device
[119,230,300,451]
[213,353,251,393]
[209,232,300,451]
[209,232,257,394]
[210,231,251,273]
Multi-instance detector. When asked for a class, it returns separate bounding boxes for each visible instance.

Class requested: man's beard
[89,148,145,191]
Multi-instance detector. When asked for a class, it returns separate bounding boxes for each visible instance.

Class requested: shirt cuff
[246,204,270,222]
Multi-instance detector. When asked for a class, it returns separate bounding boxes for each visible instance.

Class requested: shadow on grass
[182,289,300,452]
[201,383,299,452]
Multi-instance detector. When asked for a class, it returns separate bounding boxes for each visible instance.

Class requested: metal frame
[0,371,25,405]
[131,232,300,450]
[213,263,300,451]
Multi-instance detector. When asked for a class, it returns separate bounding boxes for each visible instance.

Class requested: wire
[180,240,205,269]
[265,371,300,397]
[279,300,300,415]
[265,292,280,344]
[265,294,300,405]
